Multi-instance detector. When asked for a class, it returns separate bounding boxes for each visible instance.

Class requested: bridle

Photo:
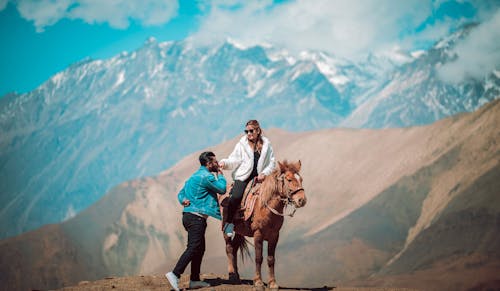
[263,173,304,217]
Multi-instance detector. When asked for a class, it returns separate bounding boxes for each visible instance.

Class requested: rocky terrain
[56,273,419,291]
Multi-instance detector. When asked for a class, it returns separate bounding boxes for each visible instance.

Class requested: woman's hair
[246,119,264,152]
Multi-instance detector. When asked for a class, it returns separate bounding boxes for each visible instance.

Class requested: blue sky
[0,0,498,97]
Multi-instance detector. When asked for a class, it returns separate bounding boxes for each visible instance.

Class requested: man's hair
[199,151,216,166]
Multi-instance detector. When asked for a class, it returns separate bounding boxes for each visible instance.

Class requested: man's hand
[182,199,190,206]
[219,161,225,169]
[256,174,265,183]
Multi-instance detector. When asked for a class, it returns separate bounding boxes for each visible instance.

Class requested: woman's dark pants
[227,178,253,223]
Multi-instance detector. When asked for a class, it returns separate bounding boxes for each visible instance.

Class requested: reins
[261,173,303,217]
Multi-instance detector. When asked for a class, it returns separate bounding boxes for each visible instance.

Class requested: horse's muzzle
[293,196,307,208]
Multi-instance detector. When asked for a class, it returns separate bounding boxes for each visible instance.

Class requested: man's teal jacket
[177,166,226,220]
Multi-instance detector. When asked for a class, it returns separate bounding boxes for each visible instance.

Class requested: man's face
[207,157,219,172]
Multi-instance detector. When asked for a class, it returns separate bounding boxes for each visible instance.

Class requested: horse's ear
[278,161,285,173]
[296,160,301,171]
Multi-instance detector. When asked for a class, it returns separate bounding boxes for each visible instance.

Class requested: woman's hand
[182,199,190,206]
[219,161,225,169]
[257,174,265,183]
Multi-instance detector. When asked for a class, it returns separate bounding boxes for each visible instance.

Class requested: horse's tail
[233,234,251,263]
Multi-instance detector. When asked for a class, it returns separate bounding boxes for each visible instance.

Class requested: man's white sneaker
[166,271,180,291]
[189,280,210,289]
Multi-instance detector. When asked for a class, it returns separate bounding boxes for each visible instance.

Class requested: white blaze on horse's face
[290,172,306,208]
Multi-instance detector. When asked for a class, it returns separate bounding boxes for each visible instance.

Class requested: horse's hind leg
[267,233,279,290]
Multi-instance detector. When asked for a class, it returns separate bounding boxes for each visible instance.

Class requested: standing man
[166,151,227,291]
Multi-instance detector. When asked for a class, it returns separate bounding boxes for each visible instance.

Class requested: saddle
[218,181,261,223]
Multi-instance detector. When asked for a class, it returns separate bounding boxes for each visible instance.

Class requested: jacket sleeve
[261,144,276,176]
[203,174,227,196]
[177,184,187,205]
[221,142,243,170]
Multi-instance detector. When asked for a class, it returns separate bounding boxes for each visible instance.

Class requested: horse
[222,160,307,290]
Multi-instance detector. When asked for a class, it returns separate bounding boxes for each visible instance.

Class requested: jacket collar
[239,135,269,156]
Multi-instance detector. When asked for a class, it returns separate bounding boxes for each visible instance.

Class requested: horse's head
[277,160,307,208]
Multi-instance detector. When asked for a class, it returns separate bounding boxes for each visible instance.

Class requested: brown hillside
[0,99,498,291]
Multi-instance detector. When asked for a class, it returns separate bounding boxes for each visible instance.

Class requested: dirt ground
[54,273,420,291]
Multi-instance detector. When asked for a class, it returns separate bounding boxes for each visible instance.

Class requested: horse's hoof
[269,281,279,290]
[254,280,265,290]
[228,272,241,284]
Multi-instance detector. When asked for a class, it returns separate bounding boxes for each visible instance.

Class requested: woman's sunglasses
[244,129,257,134]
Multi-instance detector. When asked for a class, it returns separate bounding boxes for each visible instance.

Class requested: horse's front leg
[267,233,279,290]
[253,230,265,289]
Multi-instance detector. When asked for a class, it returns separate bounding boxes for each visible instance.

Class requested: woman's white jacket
[221,135,276,181]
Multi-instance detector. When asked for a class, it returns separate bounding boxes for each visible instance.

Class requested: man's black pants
[172,212,207,281]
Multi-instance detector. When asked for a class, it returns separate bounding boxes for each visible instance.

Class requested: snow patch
[151,63,164,76]
[315,61,349,86]
[267,49,297,65]
[144,87,153,100]
[146,36,157,44]
[226,37,248,50]
[267,83,284,96]
[243,65,265,97]
[63,205,76,221]
[114,71,125,88]
[51,72,64,87]
[158,41,173,49]
[411,50,426,59]
[493,70,500,79]
[171,108,185,118]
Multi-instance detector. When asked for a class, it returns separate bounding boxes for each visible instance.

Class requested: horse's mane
[260,160,299,205]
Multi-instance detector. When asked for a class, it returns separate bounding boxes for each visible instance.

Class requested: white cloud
[192,0,434,59]
[0,0,8,11]
[17,0,73,32]
[68,0,179,29]
[192,0,498,62]
[438,9,500,83]
[14,0,179,32]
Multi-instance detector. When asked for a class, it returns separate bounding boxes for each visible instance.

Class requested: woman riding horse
[218,120,276,237]
[222,160,307,290]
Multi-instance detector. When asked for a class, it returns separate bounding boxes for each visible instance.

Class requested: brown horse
[223,160,307,290]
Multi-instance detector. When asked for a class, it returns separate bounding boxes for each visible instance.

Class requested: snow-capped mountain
[0,38,377,238]
[342,24,500,128]
[0,24,498,239]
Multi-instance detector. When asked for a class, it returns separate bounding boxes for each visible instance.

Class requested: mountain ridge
[1,24,499,238]
[1,98,498,291]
